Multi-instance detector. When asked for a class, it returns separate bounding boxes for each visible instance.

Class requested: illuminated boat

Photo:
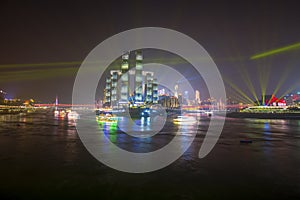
[96,111,118,124]
[67,110,80,120]
[173,115,197,125]
[54,109,66,118]
[227,106,300,119]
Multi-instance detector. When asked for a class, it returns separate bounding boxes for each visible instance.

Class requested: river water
[0,112,299,199]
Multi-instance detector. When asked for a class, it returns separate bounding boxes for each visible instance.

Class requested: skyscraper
[111,70,121,108]
[195,90,200,104]
[145,72,153,103]
[102,51,162,108]
[135,51,143,103]
[105,77,111,105]
[120,52,130,104]
[174,84,178,98]
[152,78,158,104]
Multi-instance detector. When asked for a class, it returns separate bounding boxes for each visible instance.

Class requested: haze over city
[1,1,299,103]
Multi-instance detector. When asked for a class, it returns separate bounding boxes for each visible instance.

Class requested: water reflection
[94,113,201,153]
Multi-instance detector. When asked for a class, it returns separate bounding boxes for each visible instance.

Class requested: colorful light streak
[250,42,300,60]
[224,77,255,104]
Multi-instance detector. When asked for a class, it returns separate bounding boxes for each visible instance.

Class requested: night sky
[0,1,299,103]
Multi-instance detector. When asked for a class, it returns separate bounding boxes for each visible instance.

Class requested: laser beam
[250,42,300,60]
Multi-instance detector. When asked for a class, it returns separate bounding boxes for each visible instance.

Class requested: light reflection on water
[95,114,200,153]
[0,113,300,198]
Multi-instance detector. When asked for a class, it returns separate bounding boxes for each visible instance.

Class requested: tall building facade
[195,90,200,104]
[111,70,121,108]
[120,52,130,104]
[145,72,153,103]
[152,78,158,104]
[103,51,159,107]
[105,77,111,105]
[135,51,143,103]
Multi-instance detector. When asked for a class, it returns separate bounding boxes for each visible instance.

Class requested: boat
[96,111,118,124]
[173,115,197,125]
[226,106,300,119]
[67,110,80,120]
[205,111,213,117]
[240,139,253,144]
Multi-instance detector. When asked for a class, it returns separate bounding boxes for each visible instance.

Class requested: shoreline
[226,112,300,119]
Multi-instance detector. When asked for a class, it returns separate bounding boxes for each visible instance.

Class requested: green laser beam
[229,87,253,104]
[224,77,255,104]
[238,66,260,105]
[250,42,300,60]
[0,67,78,83]
[0,61,83,69]
[266,59,296,105]
[0,55,247,70]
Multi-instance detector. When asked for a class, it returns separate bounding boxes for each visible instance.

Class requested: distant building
[284,93,300,106]
[159,95,179,108]
[174,84,178,98]
[178,94,183,105]
[183,91,189,105]
[262,95,286,106]
[195,90,200,104]
[0,90,5,104]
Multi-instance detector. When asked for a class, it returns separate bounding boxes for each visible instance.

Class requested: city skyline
[0,1,300,104]
[1,2,300,199]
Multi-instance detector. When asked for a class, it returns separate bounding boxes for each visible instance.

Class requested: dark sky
[0,1,299,103]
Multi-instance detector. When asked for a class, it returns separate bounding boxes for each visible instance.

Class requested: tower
[145,72,153,103]
[135,51,143,103]
[105,77,111,105]
[120,52,130,104]
[152,78,158,104]
[110,70,121,108]
[55,95,58,111]
[195,90,200,104]
[174,84,178,98]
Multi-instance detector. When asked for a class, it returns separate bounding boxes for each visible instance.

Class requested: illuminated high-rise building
[120,52,130,104]
[110,70,121,108]
[183,90,189,105]
[174,84,178,98]
[195,90,200,104]
[152,78,158,104]
[102,51,163,108]
[105,77,111,105]
[135,51,143,102]
[145,72,153,103]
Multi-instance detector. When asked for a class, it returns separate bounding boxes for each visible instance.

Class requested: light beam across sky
[250,42,300,60]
